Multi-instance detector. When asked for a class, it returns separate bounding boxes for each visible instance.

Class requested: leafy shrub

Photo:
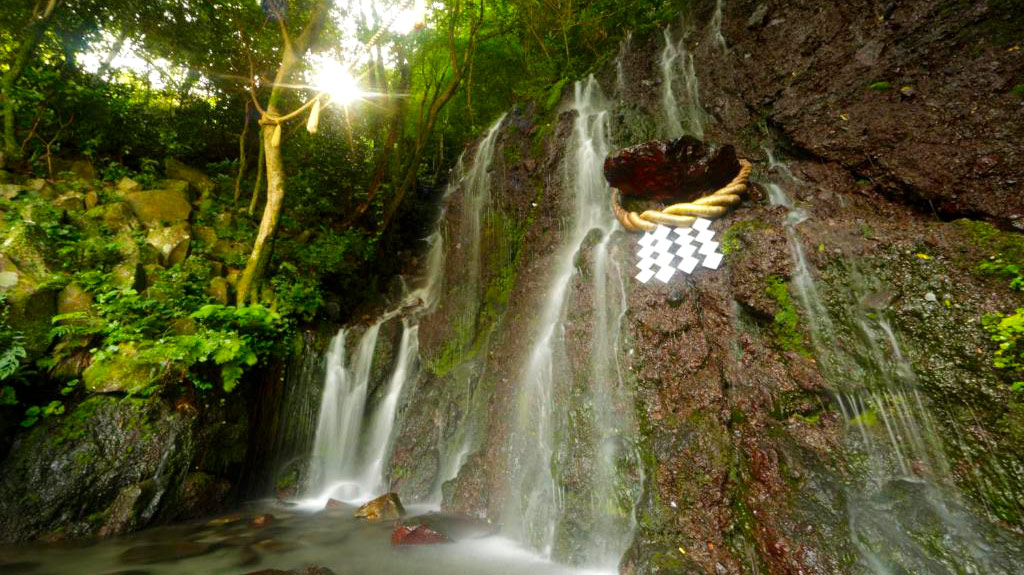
[0,295,27,383]
[139,304,286,391]
[270,262,324,321]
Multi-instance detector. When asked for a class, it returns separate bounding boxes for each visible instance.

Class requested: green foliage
[270,262,324,322]
[1012,84,1024,99]
[979,257,1024,291]
[868,81,892,91]
[0,295,27,382]
[983,310,1024,391]
[20,400,64,428]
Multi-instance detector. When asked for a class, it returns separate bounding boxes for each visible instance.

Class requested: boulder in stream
[401,512,499,540]
[353,492,405,521]
[391,523,450,545]
[241,568,336,575]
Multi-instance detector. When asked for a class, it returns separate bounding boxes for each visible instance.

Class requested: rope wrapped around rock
[611,158,753,232]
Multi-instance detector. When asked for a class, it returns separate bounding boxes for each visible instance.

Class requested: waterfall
[503,76,640,570]
[615,31,632,96]
[660,24,707,140]
[302,115,505,507]
[427,115,506,503]
[762,154,1024,575]
[709,0,727,52]
[359,323,419,494]
[305,324,381,503]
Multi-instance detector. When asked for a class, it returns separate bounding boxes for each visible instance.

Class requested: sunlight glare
[310,57,363,106]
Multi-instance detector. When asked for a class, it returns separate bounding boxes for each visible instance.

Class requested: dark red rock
[239,564,335,568]
[390,523,451,545]
[603,137,740,201]
[324,498,345,509]
[248,514,274,528]
[403,512,499,540]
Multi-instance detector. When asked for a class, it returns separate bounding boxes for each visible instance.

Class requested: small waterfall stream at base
[300,116,506,508]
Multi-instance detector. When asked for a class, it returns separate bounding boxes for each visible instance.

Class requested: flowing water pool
[0,501,611,575]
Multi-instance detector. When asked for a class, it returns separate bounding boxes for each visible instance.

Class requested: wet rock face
[423,6,1024,574]
[603,137,740,201]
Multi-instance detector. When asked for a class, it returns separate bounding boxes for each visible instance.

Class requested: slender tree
[236,0,333,305]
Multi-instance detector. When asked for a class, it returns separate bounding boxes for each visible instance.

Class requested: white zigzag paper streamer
[634,218,723,284]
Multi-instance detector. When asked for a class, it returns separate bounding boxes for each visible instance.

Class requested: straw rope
[611,158,753,232]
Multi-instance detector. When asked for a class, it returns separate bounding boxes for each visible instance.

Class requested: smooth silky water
[0,500,609,575]
[502,75,640,570]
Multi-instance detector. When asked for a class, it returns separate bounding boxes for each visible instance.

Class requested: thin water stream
[762,155,1024,575]
[660,22,706,140]
[503,76,639,570]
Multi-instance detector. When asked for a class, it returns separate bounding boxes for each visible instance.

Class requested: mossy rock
[165,158,215,201]
[124,189,191,227]
[0,250,57,357]
[145,223,191,266]
[86,201,139,233]
[82,346,186,394]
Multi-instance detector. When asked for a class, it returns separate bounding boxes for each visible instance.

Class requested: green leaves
[20,400,64,427]
[0,295,27,382]
[983,309,1024,391]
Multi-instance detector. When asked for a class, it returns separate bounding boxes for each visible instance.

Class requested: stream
[0,501,609,575]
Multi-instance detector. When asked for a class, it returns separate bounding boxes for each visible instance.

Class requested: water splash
[503,75,640,570]
[660,24,706,140]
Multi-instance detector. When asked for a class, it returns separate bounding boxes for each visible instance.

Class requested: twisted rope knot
[612,158,753,232]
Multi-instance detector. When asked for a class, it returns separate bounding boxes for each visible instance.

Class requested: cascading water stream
[762,154,1024,574]
[302,116,505,509]
[504,76,640,570]
[307,324,382,501]
[359,323,419,494]
[660,23,706,140]
[709,0,727,52]
[429,116,507,503]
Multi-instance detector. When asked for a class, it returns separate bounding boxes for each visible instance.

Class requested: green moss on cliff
[765,276,811,357]
[721,219,770,255]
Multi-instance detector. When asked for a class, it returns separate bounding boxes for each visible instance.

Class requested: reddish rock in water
[239,564,335,568]
[603,137,740,201]
[391,523,451,545]
[249,514,274,527]
[402,512,499,540]
[324,498,345,509]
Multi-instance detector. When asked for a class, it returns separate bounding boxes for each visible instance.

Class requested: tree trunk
[234,100,252,203]
[235,0,332,304]
[249,137,265,216]
[236,123,285,304]
[1,0,60,168]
